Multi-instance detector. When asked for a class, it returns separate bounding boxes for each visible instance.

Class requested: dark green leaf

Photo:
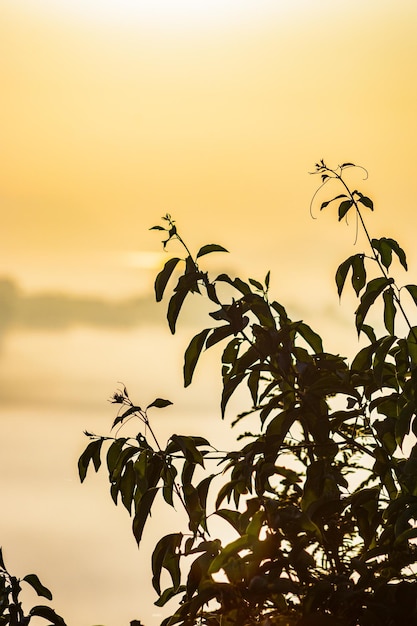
[320,193,347,211]
[208,536,251,574]
[394,527,417,547]
[383,288,396,335]
[248,370,260,406]
[373,446,397,499]
[78,439,103,483]
[183,483,204,532]
[196,244,228,258]
[215,481,238,509]
[374,335,397,385]
[231,345,259,378]
[196,474,216,513]
[273,467,302,487]
[109,445,139,482]
[393,337,409,381]
[184,255,196,275]
[206,324,235,349]
[361,324,377,343]
[221,373,247,418]
[112,405,140,429]
[355,277,393,334]
[133,487,159,545]
[407,327,417,365]
[106,438,128,476]
[215,509,242,532]
[120,460,136,513]
[149,225,166,231]
[222,337,241,366]
[244,293,276,327]
[184,328,211,387]
[0,548,6,570]
[388,238,407,270]
[371,393,398,417]
[248,278,264,291]
[336,256,354,298]
[167,288,188,334]
[216,274,252,295]
[168,435,206,466]
[372,237,407,271]
[301,459,326,513]
[170,585,219,624]
[404,284,417,307]
[271,300,289,323]
[155,258,181,302]
[110,479,120,505]
[163,533,182,589]
[146,452,165,488]
[297,322,323,353]
[186,552,214,596]
[175,269,201,293]
[233,278,252,295]
[372,238,392,270]
[357,194,373,210]
[394,503,417,537]
[147,398,173,409]
[351,254,366,296]
[260,394,284,426]
[215,273,234,286]
[246,509,264,538]
[205,280,220,304]
[161,463,177,507]
[338,199,353,221]
[29,606,67,626]
[23,575,53,601]
[168,224,177,239]
[152,533,183,595]
[265,410,296,446]
[209,306,230,322]
[154,585,185,608]
[396,401,414,448]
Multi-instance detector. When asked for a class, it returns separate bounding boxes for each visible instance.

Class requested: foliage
[0,548,66,626]
[80,161,417,626]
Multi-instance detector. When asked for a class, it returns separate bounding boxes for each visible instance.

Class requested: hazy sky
[1,2,417,625]
[2,0,417,299]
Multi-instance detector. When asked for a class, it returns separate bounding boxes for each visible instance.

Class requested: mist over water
[0,270,362,625]
[0,323,239,626]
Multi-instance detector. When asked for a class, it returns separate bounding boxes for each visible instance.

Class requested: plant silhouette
[80,162,417,626]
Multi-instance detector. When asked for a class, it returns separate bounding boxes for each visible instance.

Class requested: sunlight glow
[21,0,295,28]
[122,251,167,270]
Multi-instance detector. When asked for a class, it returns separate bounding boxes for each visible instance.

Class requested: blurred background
[1,1,417,624]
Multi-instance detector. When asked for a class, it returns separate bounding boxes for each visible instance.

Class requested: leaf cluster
[0,549,66,626]
[80,166,417,626]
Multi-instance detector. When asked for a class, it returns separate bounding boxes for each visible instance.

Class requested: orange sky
[1,2,417,625]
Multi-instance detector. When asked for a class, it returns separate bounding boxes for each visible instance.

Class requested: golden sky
[2,0,417,299]
[1,2,417,625]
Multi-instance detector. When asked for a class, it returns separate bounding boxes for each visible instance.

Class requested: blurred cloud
[0,274,246,337]
[0,273,358,360]
[0,276,167,333]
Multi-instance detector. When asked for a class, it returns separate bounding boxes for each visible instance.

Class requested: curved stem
[326,166,417,343]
